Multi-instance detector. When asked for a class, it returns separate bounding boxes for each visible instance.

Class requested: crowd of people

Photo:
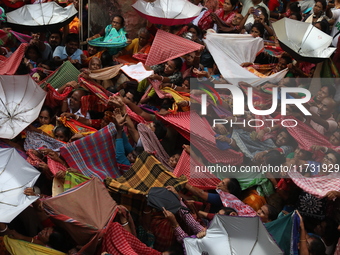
[0,0,340,254]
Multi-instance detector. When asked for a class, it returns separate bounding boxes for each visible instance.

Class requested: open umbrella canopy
[132,0,202,26]
[6,2,77,33]
[147,187,182,214]
[272,18,336,63]
[184,215,283,255]
[0,75,46,139]
[0,148,40,223]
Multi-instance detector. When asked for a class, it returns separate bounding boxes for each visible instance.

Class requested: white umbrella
[0,148,40,223]
[6,2,77,32]
[132,0,202,26]
[0,75,46,139]
[272,18,336,63]
[184,215,283,255]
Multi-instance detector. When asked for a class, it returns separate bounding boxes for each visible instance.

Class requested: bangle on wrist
[31,238,34,243]
[161,76,164,82]
[121,221,129,227]
[0,225,8,233]
[143,210,152,214]
[267,127,271,133]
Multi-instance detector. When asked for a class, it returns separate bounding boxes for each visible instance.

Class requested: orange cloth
[242,189,267,212]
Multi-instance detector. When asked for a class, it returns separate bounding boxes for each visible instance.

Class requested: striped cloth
[60,123,120,180]
[44,84,73,108]
[145,29,202,66]
[137,123,173,170]
[40,61,80,89]
[157,111,244,165]
[24,131,65,151]
[0,43,27,75]
[173,150,220,190]
[217,190,257,216]
[105,151,187,220]
[288,171,340,198]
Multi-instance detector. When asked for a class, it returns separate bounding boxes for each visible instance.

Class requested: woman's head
[138,27,151,47]
[329,129,340,146]
[168,153,180,168]
[111,15,124,31]
[254,7,269,25]
[184,52,196,66]
[250,23,265,38]
[321,150,340,171]
[88,57,101,70]
[39,106,54,125]
[26,45,41,62]
[314,19,329,33]
[275,129,294,147]
[307,235,326,255]
[38,227,73,252]
[54,126,72,142]
[289,12,302,21]
[187,24,202,41]
[313,0,327,15]
[216,178,242,197]
[164,58,183,75]
[218,207,238,216]
[223,0,238,12]
[257,204,279,223]
[294,147,312,160]
[289,2,301,13]
[87,45,99,57]
[316,84,336,102]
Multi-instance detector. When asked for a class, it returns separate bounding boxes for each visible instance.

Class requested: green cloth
[46,61,80,89]
[265,212,295,255]
[64,172,90,191]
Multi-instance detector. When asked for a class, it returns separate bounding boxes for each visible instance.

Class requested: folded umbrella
[0,148,40,223]
[132,0,202,26]
[6,2,78,33]
[0,75,46,139]
[272,18,336,63]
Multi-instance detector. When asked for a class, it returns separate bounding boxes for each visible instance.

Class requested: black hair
[40,59,55,70]
[280,53,293,65]
[65,33,79,44]
[124,87,141,103]
[112,14,125,27]
[227,178,242,198]
[277,128,296,146]
[171,57,183,71]
[26,44,42,59]
[106,86,119,94]
[229,0,239,8]
[153,120,167,140]
[266,204,279,221]
[309,236,326,255]
[289,2,301,13]
[326,149,340,164]
[315,0,327,10]
[315,19,329,33]
[54,126,72,141]
[256,6,269,25]
[251,23,265,37]
[165,245,184,255]
[101,51,114,67]
[290,12,302,21]
[321,84,336,98]
[40,105,54,119]
[48,227,73,252]
[187,24,202,38]
[48,30,63,40]
[220,207,238,215]
[264,150,286,167]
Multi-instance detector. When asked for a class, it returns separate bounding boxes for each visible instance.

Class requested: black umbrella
[147,187,182,214]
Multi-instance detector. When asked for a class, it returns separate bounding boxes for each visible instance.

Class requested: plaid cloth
[137,123,173,170]
[105,151,187,220]
[24,131,65,151]
[145,29,202,66]
[60,123,120,180]
[100,222,161,255]
[289,171,340,198]
[81,95,107,117]
[0,43,27,75]
[40,61,80,89]
[44,84,73,108]
[156,111,244,165]
[173,150,220,190]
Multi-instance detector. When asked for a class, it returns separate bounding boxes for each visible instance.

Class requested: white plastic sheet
[0,148,40,223]
[203,32,287,87]
[120,62,154,82]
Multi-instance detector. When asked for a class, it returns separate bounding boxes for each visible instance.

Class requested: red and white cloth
[145,29,202,66]
[288,171,340,198]
[0,43,27,75]
[217,190,257,216]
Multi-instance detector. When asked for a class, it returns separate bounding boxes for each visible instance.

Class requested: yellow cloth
[38,124,55,137]
[3,236,66,255]
[161,88,190,113]
[124,38,151,54]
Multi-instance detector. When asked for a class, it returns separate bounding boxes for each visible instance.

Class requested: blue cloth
[53,46,83,63]
[214,134,232,150]
[115,132,134,165]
